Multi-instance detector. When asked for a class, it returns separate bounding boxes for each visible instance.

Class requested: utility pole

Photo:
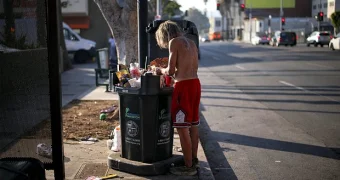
[138,0,148,68]
[280,0,283,31]
[249,3,252,43]
[318,0,321,31]
[156,0,161,20]
[268,15,272,34]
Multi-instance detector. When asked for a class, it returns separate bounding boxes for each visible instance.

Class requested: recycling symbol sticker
[159,121,170,138]
[126,121,139,137]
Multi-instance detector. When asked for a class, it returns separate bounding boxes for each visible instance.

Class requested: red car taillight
[330,35,333,39]
[318,35,320,39]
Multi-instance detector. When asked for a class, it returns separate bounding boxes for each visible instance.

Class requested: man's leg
[177,127,193,167]
[190,126,199,159]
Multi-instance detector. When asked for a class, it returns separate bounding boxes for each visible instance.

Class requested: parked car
[306,31,332,47]
[270,31,297,47]
[251,32,270,45]
[200,35,210,42]
[63,22,96,63]
[329,33,340,50]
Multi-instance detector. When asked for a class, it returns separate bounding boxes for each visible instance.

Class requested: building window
[313,5,317,9]
[324,3,327,8]
[318,4,322,8]
[330,2,335,6]
[215,20,221,27]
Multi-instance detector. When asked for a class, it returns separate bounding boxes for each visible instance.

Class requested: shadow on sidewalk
[198,112,238,180]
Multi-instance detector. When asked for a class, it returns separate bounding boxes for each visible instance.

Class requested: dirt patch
[63,100,119,140]
[20,100,119,142]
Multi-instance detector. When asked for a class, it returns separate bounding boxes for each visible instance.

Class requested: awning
[63,16,90,29]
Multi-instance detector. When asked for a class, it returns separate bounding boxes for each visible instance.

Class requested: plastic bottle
[111,125,121,152]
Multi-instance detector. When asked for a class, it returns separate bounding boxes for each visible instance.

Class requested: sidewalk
[49,64,214,179]
[61,62,99,106]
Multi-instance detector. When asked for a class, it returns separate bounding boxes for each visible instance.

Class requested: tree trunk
[94,0,138,66]
[58,0,72,72]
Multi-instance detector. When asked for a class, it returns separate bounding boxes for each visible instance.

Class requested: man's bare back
[166,36,199,82]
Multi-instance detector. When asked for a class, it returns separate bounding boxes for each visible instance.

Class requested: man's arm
[162,39,178,76]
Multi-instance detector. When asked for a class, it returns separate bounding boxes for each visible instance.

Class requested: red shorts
[171,79,201,128]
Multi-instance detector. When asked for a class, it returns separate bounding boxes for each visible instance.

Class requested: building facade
[61,0,111,49]
[327,0,340,19]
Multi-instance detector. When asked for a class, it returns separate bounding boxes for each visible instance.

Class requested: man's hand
[155,68,162,75]
[155,67,168,75]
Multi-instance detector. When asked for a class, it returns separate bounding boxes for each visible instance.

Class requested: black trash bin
[146,20,200,61]
[116,74,174,163]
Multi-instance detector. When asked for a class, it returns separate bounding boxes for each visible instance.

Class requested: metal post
[280,0,283,31]
[221,14,225,41]
[318,0,321,31]
[249,3,252,43]
[137,0,148,68]
[156,0,161,18]
[46,0,65,179]
[268,15,272,34]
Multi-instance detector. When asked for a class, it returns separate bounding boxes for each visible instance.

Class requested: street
[198,42,340,180]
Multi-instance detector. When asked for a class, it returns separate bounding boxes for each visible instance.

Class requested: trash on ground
[100,113,107,120]
[85,176,100,180]
[80,137,99,142]
[86,174,118,180]
[107,139,113,150]
[100,174,118,179]
[173,146,182,152]
[79,141,95,145]
[111,125,121,152]
[36,143,52,158]
[100,105,117,113]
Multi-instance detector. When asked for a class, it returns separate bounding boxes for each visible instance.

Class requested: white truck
[63,22,96,63]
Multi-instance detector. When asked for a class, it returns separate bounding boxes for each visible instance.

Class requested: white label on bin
[126,121,139,137]
[176,110,185,123]
[159,121,170,138]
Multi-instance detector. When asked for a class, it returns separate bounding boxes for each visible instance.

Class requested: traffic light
[281,17,285,26]
[240,4,245,11]
[217,3,220,10]
[317,12,324,21]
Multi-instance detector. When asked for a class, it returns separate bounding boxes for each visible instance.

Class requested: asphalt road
[198,41,340,180]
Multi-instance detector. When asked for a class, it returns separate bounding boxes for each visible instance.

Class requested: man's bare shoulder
[169,37,183,47]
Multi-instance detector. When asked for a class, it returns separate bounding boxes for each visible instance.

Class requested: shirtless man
[155,20,201,176]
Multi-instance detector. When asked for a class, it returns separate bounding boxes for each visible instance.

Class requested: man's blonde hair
[155,20,183,49]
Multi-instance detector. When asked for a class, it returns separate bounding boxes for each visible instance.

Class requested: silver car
[251,32,270,45]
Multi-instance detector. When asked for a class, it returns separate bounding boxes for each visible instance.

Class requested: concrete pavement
[198,42,340,180]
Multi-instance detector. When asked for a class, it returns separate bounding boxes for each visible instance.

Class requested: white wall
[61,0,89,16]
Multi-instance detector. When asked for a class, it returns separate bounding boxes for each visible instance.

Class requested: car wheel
[285,44,288,47]
[307,43,310,47]
[320,44,324,47]
[314,43,318,47]
[74,50,91,64]
[330,43,335,50]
